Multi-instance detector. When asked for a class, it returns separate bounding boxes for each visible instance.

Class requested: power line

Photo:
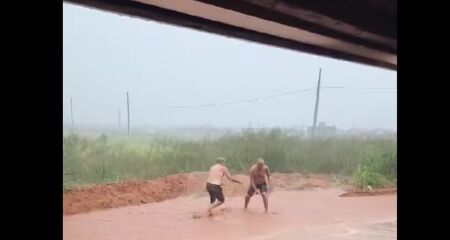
[147,87,314,109]
[322,86,396,90]
[145,86,396,110]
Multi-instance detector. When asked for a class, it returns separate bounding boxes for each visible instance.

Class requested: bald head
[216,157,226,165]
[256,158,265,168]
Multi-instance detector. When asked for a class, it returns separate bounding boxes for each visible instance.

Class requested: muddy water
[63,189,396,240]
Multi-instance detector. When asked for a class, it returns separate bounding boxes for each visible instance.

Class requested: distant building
[308,122,337,138]
[343,128,396,138]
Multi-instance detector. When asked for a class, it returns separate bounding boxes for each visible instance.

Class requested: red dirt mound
[63,172,337,215]
[64,173,251,215]
[64,174,192,215]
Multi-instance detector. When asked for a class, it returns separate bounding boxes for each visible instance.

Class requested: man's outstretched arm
[225,167,242,184]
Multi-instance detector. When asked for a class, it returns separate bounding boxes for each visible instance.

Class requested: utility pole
[127,92,130,136]
[312,68,322,138]
[118,108,121,129]
[70,98,74,130]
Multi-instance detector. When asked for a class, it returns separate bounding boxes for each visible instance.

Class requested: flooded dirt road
[63,189,396,240]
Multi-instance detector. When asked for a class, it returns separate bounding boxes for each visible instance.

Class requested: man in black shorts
[245,158,271,213]
[206,182,225,205]
[206,157,241,215]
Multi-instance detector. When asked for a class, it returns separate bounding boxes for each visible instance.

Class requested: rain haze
[63,3,398,238]
[63,3,397,132]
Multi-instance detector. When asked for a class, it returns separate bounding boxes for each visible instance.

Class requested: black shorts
[206,183,225,203]
[247,183,268,196]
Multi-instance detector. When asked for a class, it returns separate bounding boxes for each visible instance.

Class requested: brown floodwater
[63,189,396,240]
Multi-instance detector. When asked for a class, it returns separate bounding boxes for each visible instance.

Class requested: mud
[64,172,396,239]
[64,189,396,239]
[64,172,339,215]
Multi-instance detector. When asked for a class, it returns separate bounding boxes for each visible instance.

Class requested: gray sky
[63,3,397,130]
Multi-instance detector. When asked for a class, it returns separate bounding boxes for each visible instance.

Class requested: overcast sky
[63,3,397,130]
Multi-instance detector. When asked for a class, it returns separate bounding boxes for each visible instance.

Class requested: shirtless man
[206,157,242,215]
[245,158,271,213]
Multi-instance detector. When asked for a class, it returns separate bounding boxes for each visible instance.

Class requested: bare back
[250,165,269,184]
[207,164,229,185]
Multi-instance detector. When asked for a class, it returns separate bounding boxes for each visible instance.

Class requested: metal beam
[65,0,396,70]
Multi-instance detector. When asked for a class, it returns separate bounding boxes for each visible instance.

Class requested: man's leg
[261,192,268,213]
[208,200,223,210]
[208,187,224,214]
[209,190,216,204]
[260,184,269,213]
[207,184,218,215]
[245,186,254,209]
[245,195,251,209]
[208,198,223,216]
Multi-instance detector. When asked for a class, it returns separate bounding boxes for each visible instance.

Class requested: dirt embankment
[339,188,397,197]
[63,172,394,215]
[64,173,237,215]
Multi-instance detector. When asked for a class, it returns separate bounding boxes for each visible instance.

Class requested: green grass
[351,146,397,188]
[63,129,396,190]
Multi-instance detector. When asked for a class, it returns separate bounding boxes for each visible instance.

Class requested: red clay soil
[64,173,248,215]
[63,172,382,215]
[339,188,397,197]
[64,188,397,240]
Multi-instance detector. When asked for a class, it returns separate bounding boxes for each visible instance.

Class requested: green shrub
[63,130,397,189]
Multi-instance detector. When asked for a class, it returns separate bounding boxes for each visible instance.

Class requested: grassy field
[63,129,396,190]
